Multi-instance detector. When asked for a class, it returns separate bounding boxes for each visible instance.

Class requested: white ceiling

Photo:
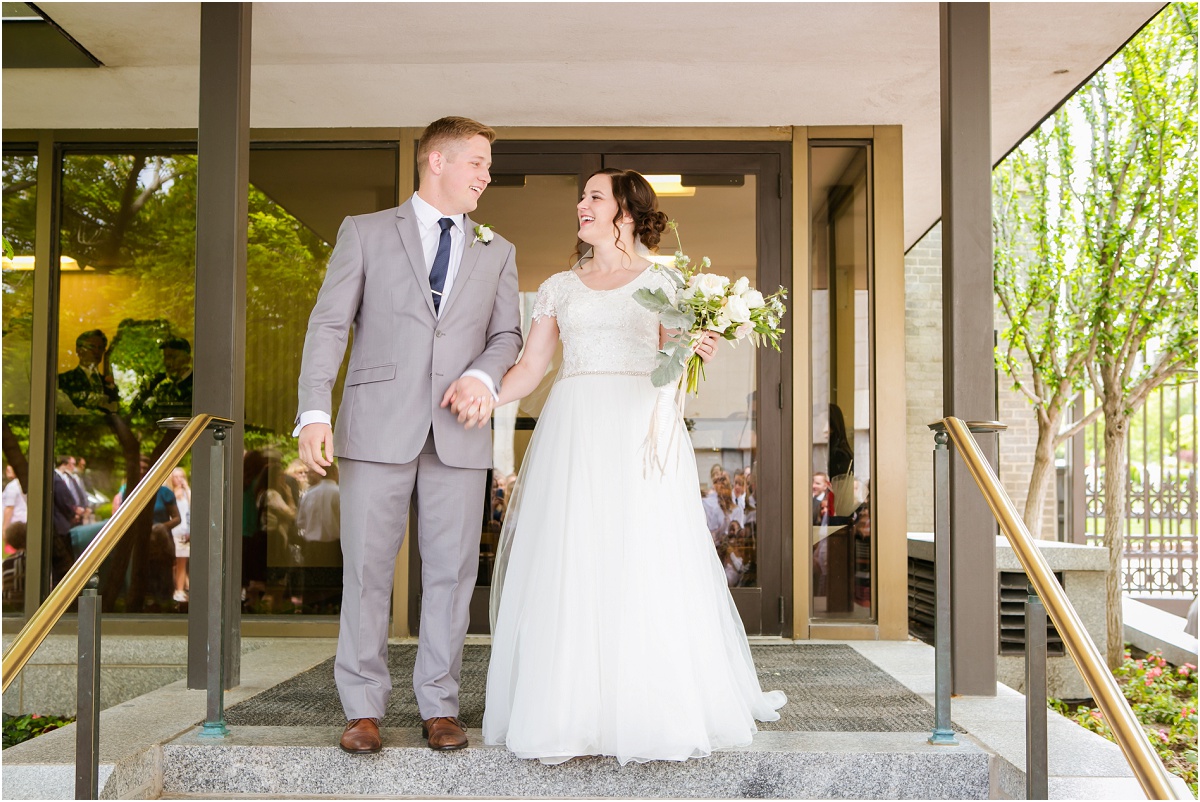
[3,2,1163,248]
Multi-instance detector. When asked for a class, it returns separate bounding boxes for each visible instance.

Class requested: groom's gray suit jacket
[297,199,523,468]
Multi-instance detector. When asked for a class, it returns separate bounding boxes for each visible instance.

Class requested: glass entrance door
[607,153,787,636]
[406,145,789,637]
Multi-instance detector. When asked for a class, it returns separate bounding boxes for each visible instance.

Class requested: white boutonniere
[472,223,495,247]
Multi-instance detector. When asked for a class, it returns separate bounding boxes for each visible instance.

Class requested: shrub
[2,713,76,749]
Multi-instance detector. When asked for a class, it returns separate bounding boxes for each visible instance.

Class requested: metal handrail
[1,413,233,692]
[937,415,1179,800]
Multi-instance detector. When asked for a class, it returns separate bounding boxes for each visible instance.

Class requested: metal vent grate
[999,571,1065,656]
[907,557,936,646]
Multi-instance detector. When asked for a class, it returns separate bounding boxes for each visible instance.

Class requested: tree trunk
[1102,408,1128,669]
[1023,411,1061,540]
[1,419,28,493]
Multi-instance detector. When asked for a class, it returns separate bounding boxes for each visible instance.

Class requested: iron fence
[1083,378,1197,597]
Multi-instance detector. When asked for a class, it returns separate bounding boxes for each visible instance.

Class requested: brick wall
[905,224,943,533]
[903,222,1057,538]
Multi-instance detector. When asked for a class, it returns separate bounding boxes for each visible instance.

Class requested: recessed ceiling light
[643,175,696,197]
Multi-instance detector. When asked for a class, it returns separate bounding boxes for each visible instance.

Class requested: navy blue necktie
[429,217,454,313]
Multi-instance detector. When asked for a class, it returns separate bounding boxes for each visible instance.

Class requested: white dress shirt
[295,192,498,436]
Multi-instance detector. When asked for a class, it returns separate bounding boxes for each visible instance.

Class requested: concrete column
[189,1,251,689]
[940,1,999,695]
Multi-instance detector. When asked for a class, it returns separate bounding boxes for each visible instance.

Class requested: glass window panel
[54,152,197,613]
[471,173,580,588]
[655,175,761,589]
[809,144,874,620]
[3,151,37,614]
[241,145,397,616]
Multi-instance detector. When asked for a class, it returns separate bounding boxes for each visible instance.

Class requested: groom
[296,117,522,753]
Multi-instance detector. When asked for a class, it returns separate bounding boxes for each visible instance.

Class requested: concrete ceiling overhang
[2,2,1164,248]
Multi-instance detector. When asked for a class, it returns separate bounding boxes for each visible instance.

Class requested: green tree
[993,4,1198,667]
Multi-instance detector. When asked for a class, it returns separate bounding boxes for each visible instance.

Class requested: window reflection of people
[114,454,181,609]
[135,337,194,415]
[50,455,83,584]
[297,463,340,553]
[168,467,191,604]
[703,473,738,545]
[2,464,27,553]
[811,471,832,525]
[827,403,853,480]
[2,520,26,605]
[295,462,342,612]
[57,329,120,412]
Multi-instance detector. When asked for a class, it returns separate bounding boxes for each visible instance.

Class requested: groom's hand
[298,423,335,476]
[442,376,494,429]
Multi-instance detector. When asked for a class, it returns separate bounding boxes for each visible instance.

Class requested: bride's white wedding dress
[483,264,786,765]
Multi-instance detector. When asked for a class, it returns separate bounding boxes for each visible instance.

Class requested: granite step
[160,725,993,799]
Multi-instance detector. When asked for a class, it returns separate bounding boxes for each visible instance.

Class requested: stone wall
[2,635,268,716]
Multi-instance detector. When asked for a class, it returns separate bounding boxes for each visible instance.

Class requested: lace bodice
[531,267,676,380]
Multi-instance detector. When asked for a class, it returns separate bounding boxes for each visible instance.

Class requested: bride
[467,168,786,765]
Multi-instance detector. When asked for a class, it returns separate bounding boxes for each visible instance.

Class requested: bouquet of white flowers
[634,222,788,395]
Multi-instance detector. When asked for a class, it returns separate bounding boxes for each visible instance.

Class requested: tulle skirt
[483,373,786,765]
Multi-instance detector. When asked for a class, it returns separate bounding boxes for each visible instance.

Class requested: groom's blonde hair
[417,117,496,178]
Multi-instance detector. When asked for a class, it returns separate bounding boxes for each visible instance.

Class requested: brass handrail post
[938,415,1180,800]
[75,574,101,801]
[1025,585,1049,800]
[929,429,957,746]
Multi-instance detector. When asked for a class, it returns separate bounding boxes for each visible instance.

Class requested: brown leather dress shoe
[339,718,382,753]
[422,716,468,751]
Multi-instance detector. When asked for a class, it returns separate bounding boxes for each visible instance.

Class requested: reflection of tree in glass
[3,154,38,494]
[3,150,337,609]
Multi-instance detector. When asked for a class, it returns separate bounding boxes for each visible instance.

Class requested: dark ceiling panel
[3,3,101,69]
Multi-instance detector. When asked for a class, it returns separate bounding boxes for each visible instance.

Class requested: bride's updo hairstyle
[574,168,669,264]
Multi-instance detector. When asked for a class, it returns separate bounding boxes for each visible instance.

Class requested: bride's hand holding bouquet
[634,222,788,395]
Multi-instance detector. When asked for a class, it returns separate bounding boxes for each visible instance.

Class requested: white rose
[695,273,730,299]
[732,276,750,295]
[710,310,732,333]
[475,224,494,243]
[726,295,752,324]
[743,289,766,309]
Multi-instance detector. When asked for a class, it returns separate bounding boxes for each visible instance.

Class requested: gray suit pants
[334,430,486,721]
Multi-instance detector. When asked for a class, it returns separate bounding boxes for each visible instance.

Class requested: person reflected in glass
[2,463,27,552]
[296,461,341,611]
[286,458,311,497]
[113,454,180,610]
[168,467,191,605]
[57,329,119,413]
[2,519,26,605]
[703,472,737,545]
[811,471,832,525]
[826,403,853,485]
[475,168,785,765]
[50,455,82,584]
[732,472,753,516]
[134,337,193,416]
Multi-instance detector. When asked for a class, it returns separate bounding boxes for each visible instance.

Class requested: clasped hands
[441,376,494,430]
